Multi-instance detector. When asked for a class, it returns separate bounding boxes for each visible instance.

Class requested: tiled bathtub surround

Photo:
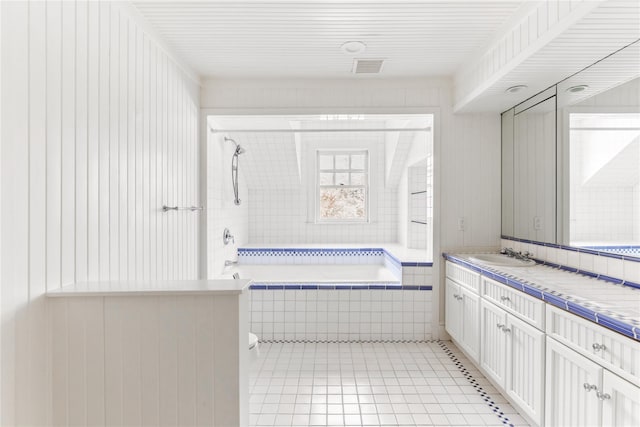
[501,237,640,286]
[237,245,432,287]
[249,289,432,341]
[444,254,640,341]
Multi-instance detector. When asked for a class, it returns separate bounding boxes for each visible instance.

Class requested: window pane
[319,155,333,170]
[320,188,366,219]
[351,154,365,170]
[319,173,333,185]
[335,155,349,170]
[350,173,366,185]
[335,173,349,185]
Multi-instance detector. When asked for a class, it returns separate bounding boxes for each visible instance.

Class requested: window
[317,151,368,222]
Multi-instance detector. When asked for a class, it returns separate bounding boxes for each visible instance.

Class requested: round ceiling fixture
[505,85,528,94]
[566,84,589,93]
[341,41,367,55]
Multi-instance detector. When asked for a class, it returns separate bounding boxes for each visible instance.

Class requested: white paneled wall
[0,2,199,424]
[207,131,249,277]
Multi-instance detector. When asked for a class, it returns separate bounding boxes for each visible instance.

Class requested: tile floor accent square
[250,341,529,426]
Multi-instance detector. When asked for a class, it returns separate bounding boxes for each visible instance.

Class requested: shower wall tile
[207,133,249,277]
[247,131,398,243]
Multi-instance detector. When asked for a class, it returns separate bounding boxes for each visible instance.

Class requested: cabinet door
[601,369,640,427]
[480,299,507,386]
[505,315,545,426]
[460,286,480,363]
[445,279,461,341]
[545,337,602,427]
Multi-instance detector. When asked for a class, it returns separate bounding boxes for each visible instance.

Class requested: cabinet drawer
[546,305,640,386]
[482,277,545,330]
[446,261,480,293]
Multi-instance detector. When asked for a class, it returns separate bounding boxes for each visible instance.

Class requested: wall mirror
[557,41,640,256]
[502,88,557,244]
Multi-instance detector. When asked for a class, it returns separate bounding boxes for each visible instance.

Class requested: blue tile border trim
[248,283,432,291]
[443,254,640,342]
[237,247,433,267]
[438,341,515,427]
[501,235,640,263]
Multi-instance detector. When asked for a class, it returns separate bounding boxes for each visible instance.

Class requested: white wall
[206,130,249,277]
[201,77,502,337]
[0,2,200,424]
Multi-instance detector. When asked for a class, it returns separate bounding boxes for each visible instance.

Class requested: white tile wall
[207,132,249,277]
[249,289,432,341]
[1,2,199,424]
[407,160,432,250]
[502,238,640,284]
[401,267,432,287]
[248,131,399,243]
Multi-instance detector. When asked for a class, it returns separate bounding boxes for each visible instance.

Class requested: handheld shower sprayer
[225,137,245,205]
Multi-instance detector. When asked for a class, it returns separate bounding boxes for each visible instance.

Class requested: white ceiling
[457,1,640,112]
[132,1,525,79]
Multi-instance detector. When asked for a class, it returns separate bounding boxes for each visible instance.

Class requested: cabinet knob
[592,343,606,352]
[583,383,597,392]
[597,391,611,401]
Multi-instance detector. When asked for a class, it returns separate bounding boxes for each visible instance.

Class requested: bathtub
[224,245,435,341]
[224,264,400,285]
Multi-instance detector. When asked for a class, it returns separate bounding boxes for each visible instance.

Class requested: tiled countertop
[444,253,640,341]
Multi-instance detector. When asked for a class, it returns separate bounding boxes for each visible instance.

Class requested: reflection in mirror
[513,95,556,244]
[558,41,640,256]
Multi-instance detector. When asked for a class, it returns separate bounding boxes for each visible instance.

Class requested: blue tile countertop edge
[443,253,640,342]
[238,247,434,267]
[248,283,433,291]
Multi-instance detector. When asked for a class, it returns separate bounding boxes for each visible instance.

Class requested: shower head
[225,136,246,155]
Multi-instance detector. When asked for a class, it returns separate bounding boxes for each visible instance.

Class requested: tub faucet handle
[223,228,235,245]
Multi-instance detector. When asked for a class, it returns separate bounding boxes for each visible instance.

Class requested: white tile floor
[250,341,529,427]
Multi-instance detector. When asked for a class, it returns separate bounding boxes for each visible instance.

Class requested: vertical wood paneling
[46,1,62,291]
[98,1,110,280]
[87,0,100,281]
[75,1,88,283]
[1,1,200,424]
[61,1,76,289]
[109,7,120,281]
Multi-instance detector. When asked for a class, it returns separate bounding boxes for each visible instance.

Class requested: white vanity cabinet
[445,258,640,427]
[445,279,481,362]
[545,306,640,427]
[480,298,545,426]
[546,336,640,427]
[445,262,481,363]
[601,369,640,426]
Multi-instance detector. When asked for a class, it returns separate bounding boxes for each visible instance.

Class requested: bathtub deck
[229,264,400,283]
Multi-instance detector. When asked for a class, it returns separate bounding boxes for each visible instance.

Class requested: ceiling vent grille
[352,59,384,74]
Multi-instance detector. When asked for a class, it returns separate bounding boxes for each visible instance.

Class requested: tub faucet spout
[225,260,238,267]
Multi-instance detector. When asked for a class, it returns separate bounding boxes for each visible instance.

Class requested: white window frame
[316,150,369,223]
